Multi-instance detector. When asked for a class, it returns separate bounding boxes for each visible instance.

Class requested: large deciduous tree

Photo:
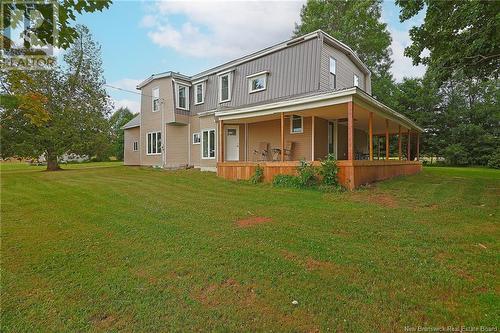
[2,0,112,50]
[396,0,500,83]
[110,107,136,161]
[294,0,395,105]
[0,25,112,170]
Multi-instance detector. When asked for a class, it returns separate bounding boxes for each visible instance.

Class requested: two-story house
[122,30,423,189]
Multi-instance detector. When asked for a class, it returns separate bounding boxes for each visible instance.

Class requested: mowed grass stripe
[1,163,498,331]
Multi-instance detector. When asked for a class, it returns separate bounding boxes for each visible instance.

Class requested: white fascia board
[172,78,192,87]
[216,68,236,76]
[246,71,269,79]
[216,88,356,118]
[192,77,208,85]
[197,110,217,117]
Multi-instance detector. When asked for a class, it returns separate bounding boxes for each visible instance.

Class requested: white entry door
[225,126,239,161]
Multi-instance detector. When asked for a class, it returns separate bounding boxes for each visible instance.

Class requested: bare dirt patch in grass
[349,190,399,208]
[236,216,273,228]
[281,250,341,273]
[91,314,116,330]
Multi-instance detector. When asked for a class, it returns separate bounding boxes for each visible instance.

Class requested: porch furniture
[283,141,294,161]
[271,148,281,161]
[253,142,270,161]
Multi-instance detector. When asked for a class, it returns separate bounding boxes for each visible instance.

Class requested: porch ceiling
[223,102,411,135]
[216,88,423,133]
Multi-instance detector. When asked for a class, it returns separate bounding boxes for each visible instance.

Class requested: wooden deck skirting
[217,160,423,190]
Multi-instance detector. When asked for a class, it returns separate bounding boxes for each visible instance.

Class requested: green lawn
[1,163,499,331]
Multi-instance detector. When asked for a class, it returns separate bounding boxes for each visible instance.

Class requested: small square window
[290,115,303,134]
[248,73,267,93]
[192,132,201,144]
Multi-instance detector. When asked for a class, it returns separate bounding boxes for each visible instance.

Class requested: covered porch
[215,88,423,190]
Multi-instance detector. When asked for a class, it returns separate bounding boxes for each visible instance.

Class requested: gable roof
[121,114,140,130]
[136,30,370,89]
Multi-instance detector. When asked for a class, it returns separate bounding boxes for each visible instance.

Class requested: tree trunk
[46,152,61,171]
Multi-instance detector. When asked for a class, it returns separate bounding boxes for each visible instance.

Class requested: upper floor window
[194,82,205,105]
[247,72,268,93]
[290,115,303,134]
[353,74,359,87]
[329,57,337,89]
[218,72,232,103]
[176,83,189,110]
[152,87,159,112]
[330,57,337,89]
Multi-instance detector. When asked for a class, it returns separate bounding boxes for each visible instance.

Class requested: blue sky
[74,1,425,114]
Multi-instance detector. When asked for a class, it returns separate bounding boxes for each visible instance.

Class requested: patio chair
[253,142,270,161]
[283,141,294,161]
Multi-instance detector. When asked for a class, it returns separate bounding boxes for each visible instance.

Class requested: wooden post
[385,119,389,160]
[398,125,402,160]
[369,112,373,161]
[417,132,420,161]
[280,112,284,162]
[407,129,411,161]
[311,115,315,161]
[219,120,224,163]
[347,102,354,161]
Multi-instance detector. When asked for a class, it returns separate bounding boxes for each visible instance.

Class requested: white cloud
[381,3,427,81]
[140,14,157,28]
[143,1,305,59]
[389,28,427,81]
[113,98,140,114]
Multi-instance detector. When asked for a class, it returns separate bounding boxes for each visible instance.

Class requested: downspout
[161,97,166,167]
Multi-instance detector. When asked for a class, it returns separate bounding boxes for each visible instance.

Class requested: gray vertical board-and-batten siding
[189,37,323,114]
[320,43,369,94]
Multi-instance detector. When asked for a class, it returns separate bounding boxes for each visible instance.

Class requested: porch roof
[214,87,423,133]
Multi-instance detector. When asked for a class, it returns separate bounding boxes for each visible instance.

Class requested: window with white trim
[219,73,232,103]
[152,87,160,112]
[176,84,189,110]
[201,129,216,159]
[329,57,336,89]
[133,141,138,151]
[192,132,201,144]
[353,74,359,87]
[194,82,204,104]
[147,132,162,155]
[290,115,303,134]
[248,73,267,93]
